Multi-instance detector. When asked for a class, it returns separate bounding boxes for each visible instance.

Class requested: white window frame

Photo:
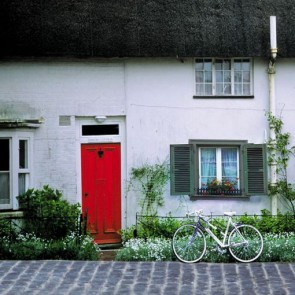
[199,147,240,189]
[0,131,33,210]
[195,58,253,97]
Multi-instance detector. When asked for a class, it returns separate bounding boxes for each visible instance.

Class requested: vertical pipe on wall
[269,16,278,215]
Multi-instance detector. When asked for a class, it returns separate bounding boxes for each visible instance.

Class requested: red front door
[81,143,121,244]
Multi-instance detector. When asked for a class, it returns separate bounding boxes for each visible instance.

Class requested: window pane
[0,173,10,204]
[234,84,242,95]
[19,173,27,195]
[196,84,204,95]
[234,60,242,70]
[242,60,250,70]
[216,84,223,95]
[205,71,212,83]
[243,71,250,83]
[19,140,28,169]
[224,71,231,82]
[224,84,231,94]
[243,84,251,95]
[200,148,216,187]
[0,139,9,171]
[196,71,204,82]
[234,71,242,83]
[195,60,204,70]
[215,60,223,70]
[204,60,212,71]
[222,148,238,187]
[223,59,231,70]
[82,124,119,136]
[216,71,223,82]
[204,84,212,95]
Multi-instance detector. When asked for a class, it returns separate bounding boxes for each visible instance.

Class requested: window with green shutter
[170,141,267,197]
[170,145,194,195]
[243,144,268,195]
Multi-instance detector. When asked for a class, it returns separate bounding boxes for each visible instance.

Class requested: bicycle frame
[195,215,238,248]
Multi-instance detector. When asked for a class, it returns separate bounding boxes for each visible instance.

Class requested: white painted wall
[0,60,125,204]
[125,58,271,222]
[1,57,295,226]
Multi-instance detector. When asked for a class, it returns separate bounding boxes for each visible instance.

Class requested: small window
[195,58,253,97]
[19,140,28,169]
[170,142,267,197]
[0,133,32,210]
[82,125,119,136]
[0,139,10,205]
[19,139,29,195]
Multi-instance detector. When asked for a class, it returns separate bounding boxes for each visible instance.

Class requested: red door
[81,143,121,244]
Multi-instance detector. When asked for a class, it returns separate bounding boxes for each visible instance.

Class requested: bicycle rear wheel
[172,224,206,263]
[228,224,263,263]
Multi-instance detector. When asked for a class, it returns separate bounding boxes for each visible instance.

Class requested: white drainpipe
[268,16,278,214]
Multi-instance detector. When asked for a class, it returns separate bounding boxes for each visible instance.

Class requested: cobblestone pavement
[0,261,294,295]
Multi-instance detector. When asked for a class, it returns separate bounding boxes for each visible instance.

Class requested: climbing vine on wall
[128,161,170,216]
[267,113,295,215]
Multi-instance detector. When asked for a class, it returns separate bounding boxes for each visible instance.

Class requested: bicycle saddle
[224,211,236,216]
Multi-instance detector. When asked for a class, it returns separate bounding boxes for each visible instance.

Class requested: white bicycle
[172,209,263,263]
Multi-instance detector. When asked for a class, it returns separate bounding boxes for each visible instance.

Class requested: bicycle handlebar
[186,209,204,218]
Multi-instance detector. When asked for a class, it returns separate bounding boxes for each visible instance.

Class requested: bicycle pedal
[216,247,227,254]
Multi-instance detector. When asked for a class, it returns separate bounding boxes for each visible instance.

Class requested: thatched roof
[0,0,294,58]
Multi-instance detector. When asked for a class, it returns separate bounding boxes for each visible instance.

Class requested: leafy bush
[17,185,81,239]
[0,219,18,240]
[0,232,99,260]
[116,238,172,261]
[118,211,295,262]
[0,185,100,260]
[115,233,295,262]
[121,216,187,242]
[236,210,295,234]
[260,232,295,262]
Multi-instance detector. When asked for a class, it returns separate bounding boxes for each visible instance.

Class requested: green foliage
[251,209,295,233]
[267,113,295,214]
[116,233,295,262]
[125,216,186,242]
[17,185,81,239]
[0,233,99,260]
[1,186,99,260]
[260,233,295,262]
[128,161,169,216]
[0,219,17,240]
[116,238,173,261]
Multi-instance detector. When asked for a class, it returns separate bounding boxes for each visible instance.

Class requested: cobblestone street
[0,261,294,295]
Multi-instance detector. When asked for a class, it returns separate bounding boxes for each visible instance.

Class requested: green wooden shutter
[243,144,267,195]
[170,144,194,195]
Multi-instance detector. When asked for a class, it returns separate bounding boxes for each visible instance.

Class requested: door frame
[75,116,126,230]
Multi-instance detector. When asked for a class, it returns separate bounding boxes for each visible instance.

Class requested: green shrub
[0,232,99,260]
[236,210,295,234]
[0,219,18,240]
[124,216,187,241]
[116,238,172,261]
[115,233,295,262]
[17,185,81,239]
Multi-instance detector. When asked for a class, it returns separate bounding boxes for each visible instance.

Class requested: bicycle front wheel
[228,224,263,263]
[172,224,206,263]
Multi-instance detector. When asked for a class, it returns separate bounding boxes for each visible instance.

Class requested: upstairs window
[195,58,253,97]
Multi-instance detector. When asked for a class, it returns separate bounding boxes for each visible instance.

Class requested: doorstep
[99,249,119,261]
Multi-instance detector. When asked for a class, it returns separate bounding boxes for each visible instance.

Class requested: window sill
[190,194,249,200]
[191,188,247,200]
[193,95,254,99]
[0,210,24,218]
